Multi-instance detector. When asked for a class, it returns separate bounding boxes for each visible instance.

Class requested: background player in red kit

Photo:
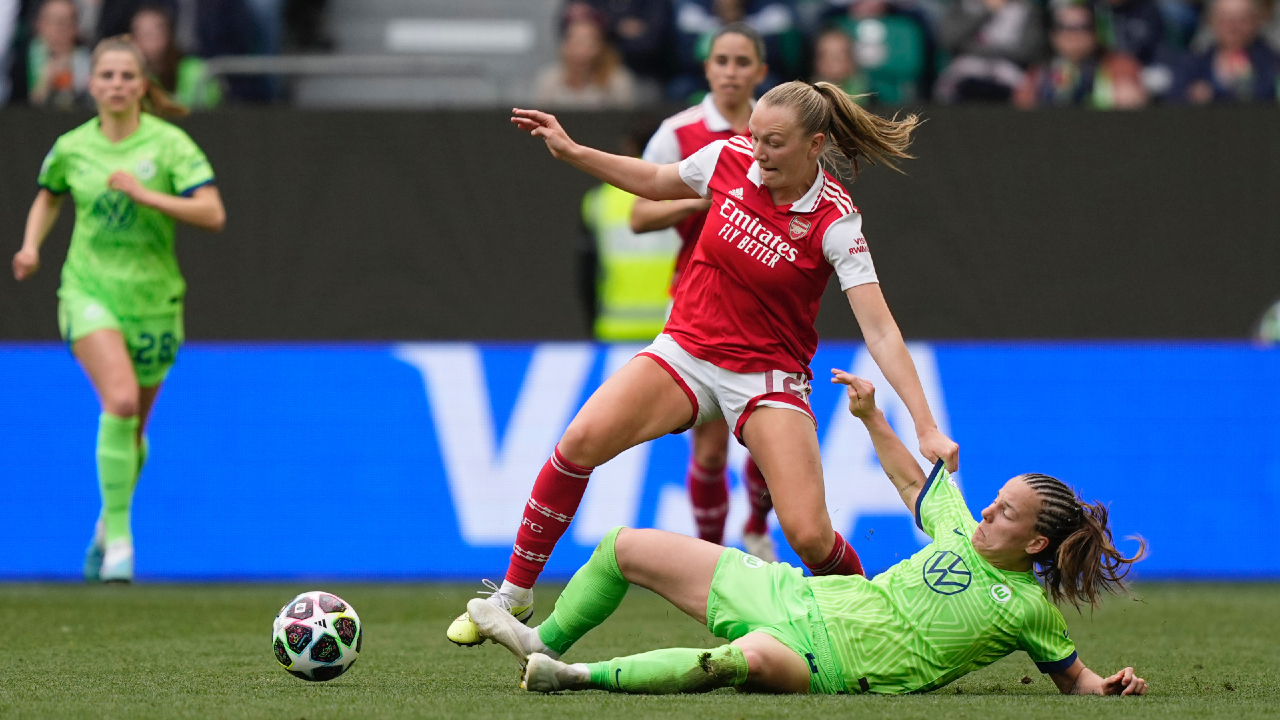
[631,23,778,561]
[448,80,960,646]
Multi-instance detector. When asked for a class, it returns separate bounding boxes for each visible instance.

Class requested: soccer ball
[272,591,362,681]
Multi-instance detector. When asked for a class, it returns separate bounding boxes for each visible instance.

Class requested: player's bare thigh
[559,355,694,467]
[740,407,834,566]
[73,329,140,418]
[613,528,722,622]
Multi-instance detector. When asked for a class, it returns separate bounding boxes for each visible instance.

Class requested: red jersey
[665,136,879,378]
[641,95,746,288]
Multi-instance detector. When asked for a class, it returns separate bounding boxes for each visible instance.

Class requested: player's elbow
[207,207,227,233]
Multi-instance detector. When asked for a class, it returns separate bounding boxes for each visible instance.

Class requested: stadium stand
[288,0,560,107]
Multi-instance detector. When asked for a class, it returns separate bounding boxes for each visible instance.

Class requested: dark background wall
[2,107,1276,340]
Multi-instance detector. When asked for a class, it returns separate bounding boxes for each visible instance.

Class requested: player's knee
[558,422,613,467]
[101,388,139,418]
[737,645,764,680]
[692,442,727,471]
[784,527,831,565]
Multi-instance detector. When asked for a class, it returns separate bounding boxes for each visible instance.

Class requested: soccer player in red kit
[632,23,778,561]
[448,80,959,645]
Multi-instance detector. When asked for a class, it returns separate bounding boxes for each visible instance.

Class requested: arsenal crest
[788,216,811,240]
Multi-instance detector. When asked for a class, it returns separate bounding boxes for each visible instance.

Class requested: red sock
[687,460,729,544]
[804,531,865,577]
[742,456,772,536]
[506,445,593,589]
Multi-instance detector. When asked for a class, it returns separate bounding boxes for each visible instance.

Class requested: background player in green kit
[11,35,226,584]
[465,368,1148,697]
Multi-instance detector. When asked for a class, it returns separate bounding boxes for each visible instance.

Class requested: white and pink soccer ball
[272,591,362,681]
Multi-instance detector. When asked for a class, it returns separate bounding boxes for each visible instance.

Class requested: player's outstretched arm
[831,370,929,512]
[13,189,65,281]
[1049,658,1148,696]
[511,109,701,202]
[845,283,959,472]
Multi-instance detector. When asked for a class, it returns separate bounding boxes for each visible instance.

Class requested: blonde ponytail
[92,35,190,119]
[758,80,920,179]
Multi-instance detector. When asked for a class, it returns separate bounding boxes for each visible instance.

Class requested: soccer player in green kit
[466,369,1149,697]
[11,35,226,583]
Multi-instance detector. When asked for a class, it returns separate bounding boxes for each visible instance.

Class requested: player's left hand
[918,427,959,473]
[831,369,877,418]
[107,171,147,201]
[1100,667,1147,696]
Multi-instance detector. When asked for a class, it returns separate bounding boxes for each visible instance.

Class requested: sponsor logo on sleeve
[847,237,869,255]
[989,584,1012,603]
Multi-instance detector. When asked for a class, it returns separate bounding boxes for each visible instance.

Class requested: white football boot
[82,518,106,582]
[521,653,589,693]
[466,597,558,664]
[447,579,534,647]
[742,530,778,563]
[101,538,134,583]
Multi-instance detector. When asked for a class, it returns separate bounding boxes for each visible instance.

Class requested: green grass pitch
[2,582,1276,720]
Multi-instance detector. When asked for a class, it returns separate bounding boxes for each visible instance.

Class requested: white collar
[789,168,827,213]
[701,94,753,133]
[746,162,827,212]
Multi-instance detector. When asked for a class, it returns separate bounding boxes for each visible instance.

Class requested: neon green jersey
[38,114,215,317]
[809,464,1077,694]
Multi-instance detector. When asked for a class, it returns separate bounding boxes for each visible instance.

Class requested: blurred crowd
[3,0,1279,109]
[0,0,329,106]
[536,0,1280,109]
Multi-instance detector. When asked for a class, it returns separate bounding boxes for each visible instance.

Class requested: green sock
[97,413,139,543]
[536,526,629,656]
[585,645,749,694]
[98,433,147,531]
[132,434,149,494]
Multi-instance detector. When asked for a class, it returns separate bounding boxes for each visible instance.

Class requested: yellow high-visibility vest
[582,183,680,342]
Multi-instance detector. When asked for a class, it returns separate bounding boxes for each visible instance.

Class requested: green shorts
[706,549,846,695]
[58,290,184,388]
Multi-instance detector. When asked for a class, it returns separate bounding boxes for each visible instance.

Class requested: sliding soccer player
[12,35,225,583]
[470,370,1147,697]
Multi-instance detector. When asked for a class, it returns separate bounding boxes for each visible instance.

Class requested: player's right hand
[831,369,877,418]
[510,109,575,160]
[1100,667,1147,696]
[12,248,39,281]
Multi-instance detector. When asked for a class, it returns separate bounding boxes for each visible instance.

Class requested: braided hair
[1021,474,1146,609]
